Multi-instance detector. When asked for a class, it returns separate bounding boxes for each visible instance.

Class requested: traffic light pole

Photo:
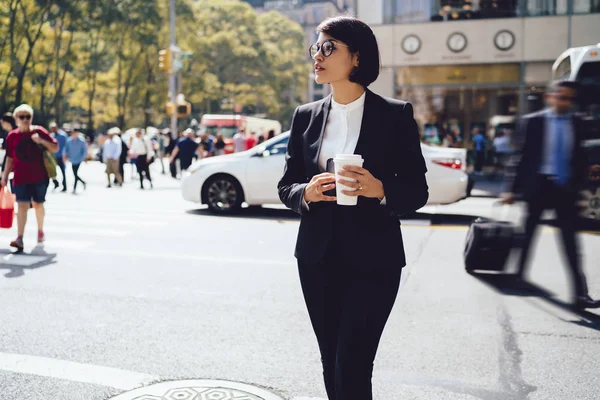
[169,0,178,140]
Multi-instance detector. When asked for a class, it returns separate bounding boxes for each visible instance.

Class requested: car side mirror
[261,150,271,158]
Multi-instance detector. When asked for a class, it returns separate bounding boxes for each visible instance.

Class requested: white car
[182,132,470,213]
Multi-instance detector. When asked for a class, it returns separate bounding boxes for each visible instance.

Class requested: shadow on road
[186,206,301,221]
[0,245,57,278]
[407,212,478,226]
[470,273,600,332]
[186,207,486,225]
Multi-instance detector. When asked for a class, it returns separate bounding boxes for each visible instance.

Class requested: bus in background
[552,43,600,225]
[199,114,282,154]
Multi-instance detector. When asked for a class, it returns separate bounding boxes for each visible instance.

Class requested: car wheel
[204,175,243,213]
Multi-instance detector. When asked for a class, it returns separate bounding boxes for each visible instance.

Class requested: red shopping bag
[0,186,16,229]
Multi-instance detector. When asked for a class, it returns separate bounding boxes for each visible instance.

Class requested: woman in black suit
[277,16,429,400]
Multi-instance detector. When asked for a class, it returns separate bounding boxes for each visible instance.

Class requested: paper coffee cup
[334,154,364,206]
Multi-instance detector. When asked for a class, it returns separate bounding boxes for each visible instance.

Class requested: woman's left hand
[337,165,385,199]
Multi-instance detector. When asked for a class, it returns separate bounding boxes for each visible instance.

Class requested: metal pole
[567,0,573,48]
[169,0,177,140]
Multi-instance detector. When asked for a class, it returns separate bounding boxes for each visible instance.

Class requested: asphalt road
[0,161,598,400]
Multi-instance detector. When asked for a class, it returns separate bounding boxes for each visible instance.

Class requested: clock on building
[401,34,421,55]
[494,30,516,51]
[447,32,467,53]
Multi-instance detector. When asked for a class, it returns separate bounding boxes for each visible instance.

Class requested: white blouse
[130,136,154,157]
[318,91,366,171]
[303,91,385,208]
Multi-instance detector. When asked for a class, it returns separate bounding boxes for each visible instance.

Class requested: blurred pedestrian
[472,128,487,173]
[278,17,428,399]
[492,130,512,176]
[267,129,276,140]
[442,132,455,147]
[214,132,226,156]
[104,128,123,188]
[63,129,88,193]
[245,131,258,150]
[1,113,17,174]
[502,81,599,310]
[170,129,200,174]
[1,104,59,251]
[157,132,167,174]
[233,129,246,153]
[116,133,129,184]
[257,134,265,145]
[200,131,215,157]
[126,135,137,181]
[130,129,154,189]
[49,122,68,191]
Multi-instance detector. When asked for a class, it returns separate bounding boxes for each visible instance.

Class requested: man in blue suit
[503,81,599,310]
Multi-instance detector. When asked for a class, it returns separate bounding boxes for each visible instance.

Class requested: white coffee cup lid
[334,154,363,160]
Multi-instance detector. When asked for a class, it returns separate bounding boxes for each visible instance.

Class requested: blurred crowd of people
[95,126,278,182]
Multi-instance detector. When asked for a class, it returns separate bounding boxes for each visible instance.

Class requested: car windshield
[576,61,600,140]
[254,132,290,155]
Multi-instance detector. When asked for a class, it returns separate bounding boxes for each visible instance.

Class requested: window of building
[398,86,520,145]
[573,0,600,12]
[526,0,568,15]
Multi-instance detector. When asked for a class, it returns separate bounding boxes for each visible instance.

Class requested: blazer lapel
[306,94,331,175]
[353,89,379,166]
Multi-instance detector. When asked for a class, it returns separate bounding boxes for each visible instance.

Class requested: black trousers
[518,175,587,297]
[474,150,485,172]
[117,158,126,184]
[54,156,67,188]
[71,164,86,190]
[297,213,401,400]
[135,156,152,186]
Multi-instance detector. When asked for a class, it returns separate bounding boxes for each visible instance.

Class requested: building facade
[358,0,600,143]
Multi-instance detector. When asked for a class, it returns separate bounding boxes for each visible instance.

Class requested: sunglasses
[18,115,31,120]
[309,39,349,59]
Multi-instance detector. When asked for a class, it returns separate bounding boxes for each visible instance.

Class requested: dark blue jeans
[297,236,401,400]
[54,156,66,188]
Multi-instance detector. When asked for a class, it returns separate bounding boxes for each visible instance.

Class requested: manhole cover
[108,379,285,400]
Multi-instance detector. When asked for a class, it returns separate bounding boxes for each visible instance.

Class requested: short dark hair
[551,80,579,94]
[317,16,380,87]
[1,112,16,129]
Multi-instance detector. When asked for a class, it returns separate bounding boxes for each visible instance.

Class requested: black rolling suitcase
[464,207,518,273]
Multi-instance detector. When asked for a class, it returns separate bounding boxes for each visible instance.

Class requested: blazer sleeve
[381,102,429,217]
[278,107,309,216]
[573,117,588,189]
[507,116,530,195]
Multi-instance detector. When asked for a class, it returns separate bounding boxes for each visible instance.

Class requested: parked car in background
[181,131,470,213]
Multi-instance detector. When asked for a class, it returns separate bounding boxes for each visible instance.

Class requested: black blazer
[277,90,429,267]
[509,110,586,202]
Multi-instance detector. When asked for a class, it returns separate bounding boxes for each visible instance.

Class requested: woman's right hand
[303,173,337,203]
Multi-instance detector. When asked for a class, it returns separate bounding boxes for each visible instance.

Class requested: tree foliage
[0,0,308,132]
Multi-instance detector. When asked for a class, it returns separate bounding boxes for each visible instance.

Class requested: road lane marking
[0,236,93,249]
[0,352,158,390]
[15,226,131,237]
[70,247,296,266]
[46,216,166,227]
[0,352,326,400]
